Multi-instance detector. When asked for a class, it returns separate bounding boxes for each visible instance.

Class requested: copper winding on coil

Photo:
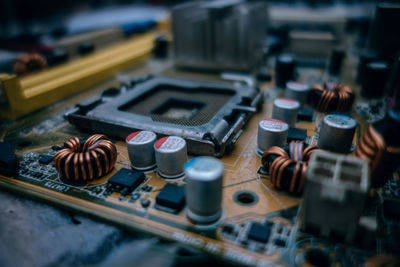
[13,53,47,76]
[262,141,320,194]
[354,125,400,187]
[54,134,117,181]
[310,83,354,113]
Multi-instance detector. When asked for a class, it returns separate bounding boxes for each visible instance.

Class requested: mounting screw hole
[233,190,258,206]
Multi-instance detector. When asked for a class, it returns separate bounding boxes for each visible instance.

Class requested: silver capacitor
[318,114,357,153]
[256,119,289,157]
[284,81,310,106]
[272,97,300,126]
[185,156,224,224]
[126,131,157,170]
[154,136,187,178]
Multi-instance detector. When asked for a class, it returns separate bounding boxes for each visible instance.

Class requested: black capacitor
[367,3,400,62]
[154,35,169,59]
[356,110,400,187]
[361,61,389,98]
[356,51,377,84]
[275,54,296,88]
[328,48,345,75]
[373,110,400,153]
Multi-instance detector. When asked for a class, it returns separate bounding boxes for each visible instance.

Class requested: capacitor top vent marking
[317,114,357,154]
[126,131,157,171]
[284,81,310,106]
[272,98,300,126]
[256,119,289,157]
[155,136,187,178]
[185,156,224,224]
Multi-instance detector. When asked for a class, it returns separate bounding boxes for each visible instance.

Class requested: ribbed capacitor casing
[126,131,157,171]
[256,119,289,157]
[284,81,310,106]
[272,98,300,126]
[318,114,357,153]
[155,136,187,178]
[185,156,224,224]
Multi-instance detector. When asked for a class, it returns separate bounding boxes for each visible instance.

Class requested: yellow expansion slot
[0,32,157,119]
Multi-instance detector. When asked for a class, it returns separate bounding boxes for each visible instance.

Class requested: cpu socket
[67,77,263,156]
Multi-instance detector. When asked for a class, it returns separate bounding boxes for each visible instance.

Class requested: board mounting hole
[233,191,258,206]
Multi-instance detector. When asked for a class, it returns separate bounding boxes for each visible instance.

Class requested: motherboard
[1,1,400,266]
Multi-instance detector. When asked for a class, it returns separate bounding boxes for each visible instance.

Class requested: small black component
[0,142,19,176]
[257,166,269,176]
[46,48,69,66]
[297,108,313,122]
[287,127,307,142]
[39,155,53,165]
[383,198,400,220]
[155,183,185,214]
[141,185,153,192]
[305,249,330,267]
[247,223,271,243]
[107,168,145,194]
[222,224,234,234]
[274,238,286,247]
[154,35,169,59]
[102,87,120,97]
[91,187,102,194]
[79,42,95,55]
[140,198,151,208]
[130,192,141,203]
[52,145,64,151]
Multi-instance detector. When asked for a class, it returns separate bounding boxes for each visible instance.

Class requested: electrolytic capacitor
[126,131,157,171]
[328,48,345,75]
[275,54,296,88]
[185,156,224,224]
[284,81,310,106]
[154,136,187,178]
[272,98,300,126]
[256,119,289,157]
[356,51,377,84]
[318,114,357,154]
[361,61,389,98]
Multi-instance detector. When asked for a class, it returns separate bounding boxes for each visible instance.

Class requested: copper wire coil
[54,134,117,181]
[354,125,400,187]
[13,53,47,76]
[309,83,354,113]
[262,141,320,194]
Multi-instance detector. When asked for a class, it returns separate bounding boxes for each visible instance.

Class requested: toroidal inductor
[13,53,47,76]
[309,83,354,113]
[54,134,117,181]
[262,141,321,194]
[353,110,400,187]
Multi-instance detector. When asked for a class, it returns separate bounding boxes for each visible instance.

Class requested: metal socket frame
[66,76,263,156]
